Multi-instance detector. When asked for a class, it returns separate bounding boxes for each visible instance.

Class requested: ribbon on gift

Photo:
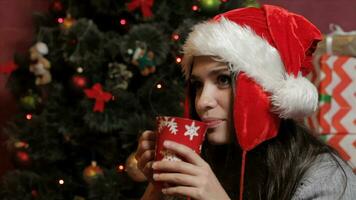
[326,24,356,55]
[319,94,332,103]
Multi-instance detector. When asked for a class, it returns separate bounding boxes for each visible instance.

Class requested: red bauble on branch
[84,83,112,112]
[50,0,64,12]
[72,75,87,88]
[127,0,154,18]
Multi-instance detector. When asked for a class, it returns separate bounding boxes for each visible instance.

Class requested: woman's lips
[204,119,223,128]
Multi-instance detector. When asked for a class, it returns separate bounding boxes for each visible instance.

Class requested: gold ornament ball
[125,152,147,182]
[61,13,76,30]
[14,141,29,149]
[199,0,221,12]
[244,0,260,8]
[83,161,104,184]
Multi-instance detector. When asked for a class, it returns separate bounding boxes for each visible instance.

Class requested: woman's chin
[207,134,229,145]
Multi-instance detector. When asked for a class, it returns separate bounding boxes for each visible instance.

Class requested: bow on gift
[84,83,112,112]
[0,60,17,75]
[127,0,154,18]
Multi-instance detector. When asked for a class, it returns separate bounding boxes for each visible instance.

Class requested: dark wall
[0,0,48,177]
[259,0,356,33]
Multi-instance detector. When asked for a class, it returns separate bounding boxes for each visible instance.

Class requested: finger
[162,186,200,199]
[142,161,154,180]
[153,173,199,187]
[152,160,200,176]
[138,150,155,170]
[140,130,156,142]
[135,140,156,160]
[163,141,205,166]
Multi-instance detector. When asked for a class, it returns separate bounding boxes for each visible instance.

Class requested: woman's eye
[217,74,231,87]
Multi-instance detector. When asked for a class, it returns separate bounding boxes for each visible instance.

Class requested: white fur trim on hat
[181,18,318,119]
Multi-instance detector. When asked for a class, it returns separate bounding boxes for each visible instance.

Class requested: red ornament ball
[50,0,64,12]
[31,189,38,198]
[72,75,87,88]
[14,150,31,167]
[16,151,30,162]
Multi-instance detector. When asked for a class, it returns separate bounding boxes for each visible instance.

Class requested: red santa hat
[181,4,322,200]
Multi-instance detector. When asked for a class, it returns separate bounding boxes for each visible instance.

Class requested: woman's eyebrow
[190,65,229,80]
[208,66,229,75]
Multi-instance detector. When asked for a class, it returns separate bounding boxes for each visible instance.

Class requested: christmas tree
[0,0,258,199]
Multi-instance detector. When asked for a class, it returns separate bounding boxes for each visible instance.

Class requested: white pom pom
[271,74,318,119]
[35,42,49,55]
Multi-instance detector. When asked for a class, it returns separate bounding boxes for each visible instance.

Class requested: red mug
[155,116,207,161]
[154,116,207,199]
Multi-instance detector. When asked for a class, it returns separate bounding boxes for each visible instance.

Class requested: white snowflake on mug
[158,117,178,134]
[160,150,182,162]
[184,121,200,141]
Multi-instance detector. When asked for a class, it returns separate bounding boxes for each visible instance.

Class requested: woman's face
[190,56,233,145]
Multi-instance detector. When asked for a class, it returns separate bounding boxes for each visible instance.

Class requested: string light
[117,164,125,172]
[192,5,199,11]
[59,179,64,185]
[176,57,182,63]
[26,114,32,120]
[77,67,83,73]
[156,83,162,89]
[120,19,127,26]
[57,18,64,24]
[172,34,180,41]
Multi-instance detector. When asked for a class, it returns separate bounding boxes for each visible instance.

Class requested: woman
[136,5,356,200]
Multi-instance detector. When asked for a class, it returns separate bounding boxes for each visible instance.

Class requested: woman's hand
[152,140,230,200]
[136,130,156,182]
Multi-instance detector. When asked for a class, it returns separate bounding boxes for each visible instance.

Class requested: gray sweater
[160,154,356,200]
[292,154,356,200]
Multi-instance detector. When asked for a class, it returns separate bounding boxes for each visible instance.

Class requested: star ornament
[84,83,112,112]
[184,121,200,141]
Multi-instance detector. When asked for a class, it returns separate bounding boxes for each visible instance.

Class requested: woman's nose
[196,84,217,111]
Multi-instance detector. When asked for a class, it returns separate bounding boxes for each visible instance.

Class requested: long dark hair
[201,119,346,200]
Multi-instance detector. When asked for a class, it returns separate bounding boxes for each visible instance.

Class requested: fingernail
[163,140,171,147]
[152,162,156,169]
[162,188,167,194]
[153,174,158,180]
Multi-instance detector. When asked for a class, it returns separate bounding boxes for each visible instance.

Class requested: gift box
[305,54,356,172]
[306,54,356,135]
